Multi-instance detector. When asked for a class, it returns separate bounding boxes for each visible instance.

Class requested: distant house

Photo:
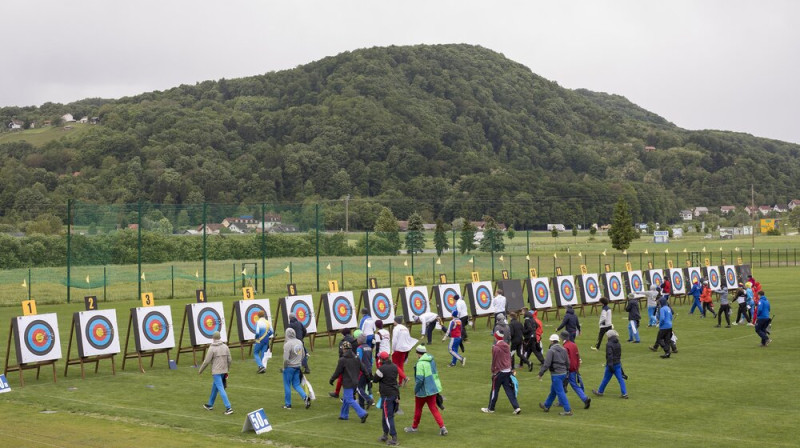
[222,216,259,230]
[197,224,223,234]
[422,223,436,231]
[90,117,100,124]
[183,229,201,235]
[546,224,566,232]
[396,220,408,231]
[758,205,772,215]
[127,224,139,230]
[720,206,736,214]
[227,223,246,233]
[471,221,507,231]
[61,113,75,122]
[680,210,693,221]
[789,199,800,210]
[263,212,281,229]
[773,204,787,213]
[8,119,23,130]
[693,207,709,217]
[644,146,656,152]
[78,116,89,124]
[745,205,757,216]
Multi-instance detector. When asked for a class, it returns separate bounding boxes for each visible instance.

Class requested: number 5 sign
[242,408,271,434]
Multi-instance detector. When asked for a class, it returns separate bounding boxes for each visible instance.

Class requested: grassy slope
[0,123,93,147]
[0,267,797,447]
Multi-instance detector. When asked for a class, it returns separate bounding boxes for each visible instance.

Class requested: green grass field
[0,266,797,447]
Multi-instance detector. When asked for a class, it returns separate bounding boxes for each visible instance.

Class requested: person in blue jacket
[650,297,674,358]
[688,280,703,316]
[754,291,772,347]
[556,306,581,342]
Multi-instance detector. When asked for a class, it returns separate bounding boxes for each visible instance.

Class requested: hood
[285,327,296,340]
[566,307,575,315]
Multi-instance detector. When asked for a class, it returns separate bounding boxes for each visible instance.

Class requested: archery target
[76,309,120,357]
[132,305,175,352]
[527,277,553,309]
[323,291,357,331]
[433,284,459,318]
[402,286,431,320]
[234,299,272,341]
[669,269,686,295]
[686,267,703,288]
[283,295,317,334]
[647,269,664,288]
[579,274,601,304]
[467,281,494,316]
[189,302,226,346]
[14,313,62,364]
[366,288,395,324]
[625,271,645,294]
[706,266,721,289]
[724,265,738,289]
[555,275,578,307]
[604,273,625,302]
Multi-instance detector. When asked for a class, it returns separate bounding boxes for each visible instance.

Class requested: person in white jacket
[592,297,613,350]
[414,311,440,344]
[391,315,418,386]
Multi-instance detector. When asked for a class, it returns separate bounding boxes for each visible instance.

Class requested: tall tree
[405,212,426,254]
[479,215,505,252]
[609,197,636,251]
[374,207,401,254]
[433,218,449,256]
[458,220,477,254]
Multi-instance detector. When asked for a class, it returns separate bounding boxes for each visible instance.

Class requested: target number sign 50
[242,408,271,434]
[0,374,10,393]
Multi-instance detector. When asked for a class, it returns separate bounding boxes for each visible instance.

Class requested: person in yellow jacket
[253,311,273,374]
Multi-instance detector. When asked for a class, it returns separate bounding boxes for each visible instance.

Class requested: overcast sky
[4,1,799,144]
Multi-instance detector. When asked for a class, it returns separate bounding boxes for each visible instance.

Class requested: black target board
[75,309,120,357]
[497,279,524,312]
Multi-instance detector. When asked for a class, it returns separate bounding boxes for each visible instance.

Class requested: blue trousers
[253,340,269,368]
[627,320,640,342]
[340,387,367,419]
[647,306,657,326]
[381,395,398,436]
[689,297,702,314]
[598,363,627,395]
[567,371,588,402]
[208,373,231,409]
[755,318,771,345]
[283,367,307,407]
[449,337,463,365]
[544,373,571,412]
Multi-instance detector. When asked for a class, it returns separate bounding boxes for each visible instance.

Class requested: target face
[76,309,120,357]
[686,267,702,287]
[467,281,494,316]
[527,278,553,309]
[556,275,577,307]
[669,269,686,295]
[14,313,62,364]
[604,273,625,302]
[189,302,226,346]
[434,285,458,317]
[649,270,664,287]
[580,274,601,304]
[283,295,317,334]
[367,288,395,323]
[132,305,175,351]
[404,286,430,320]
[708,267,721,288]
[724,265,738,289]
[234,299,271,341]
[323,292,357,331]
[626,271,644,293]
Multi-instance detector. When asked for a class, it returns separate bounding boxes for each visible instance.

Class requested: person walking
[625,293,641,343]
[455,294,470,343]
[556,305,581,342]
[288,312,311,374]
[715,286,732,328]
[661,277,672,304]
[356,333,375,409]
[199,331,234,415]
[442,311,465,367]
[374,320,391,364]
[700,281,717,318]
[360,308,376,347]
[523,310,545,365]
[650,297,674,359]
[507,312,530,369]
[492,288,507,326]
[754,291,772,347]
[391,315,417,387]
[373,351,400,445]
[561,330,591,409]
[252,310,273,373]
[733,284,748,325]
[329,340,370,422]
[688,280,703,316]
[329,328,357,398]
[537,334,572,416]
[745,282,756,326]
[481,330,521,415]
[404,346,448,436]
[282,328,311,409]
[592,329,628,399]
[593,297,613,350]
[644,285,660,327]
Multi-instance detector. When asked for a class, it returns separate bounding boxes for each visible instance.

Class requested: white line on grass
[0,430,67,448]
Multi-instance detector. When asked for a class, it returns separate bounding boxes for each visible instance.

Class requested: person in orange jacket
[699,281,717,318]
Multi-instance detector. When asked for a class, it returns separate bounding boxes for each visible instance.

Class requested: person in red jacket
[700,281,717,318]
[481,331,521,414]
[560,331,590,409]
[661,277,672,301]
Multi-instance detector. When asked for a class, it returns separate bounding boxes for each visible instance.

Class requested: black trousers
[524,338,544,364]
[425,321,437,344]
[510,341,529,367]
[717,304,731,325]
[596,326,612,349]
[381,395,398,436]
[736,303,749,322]
[488,371,519,410]
[655,328,673,354]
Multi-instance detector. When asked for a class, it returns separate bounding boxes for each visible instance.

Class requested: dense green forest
[2,44,799,233]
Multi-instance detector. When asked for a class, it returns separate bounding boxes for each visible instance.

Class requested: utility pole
[751,184,755,249]
[345,194,350,233]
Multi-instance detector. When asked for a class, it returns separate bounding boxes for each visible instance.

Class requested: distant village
[7,113,99,130]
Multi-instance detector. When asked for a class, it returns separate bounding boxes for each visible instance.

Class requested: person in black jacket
[625,294,641,343]
[288,313,310,374]
[591,330,628,398]
[556,306,581,341]
[329,328,358,398]
[373,351,400,445]
[330,341,371,423]
[523,310,545,365]
[508,312,532,370]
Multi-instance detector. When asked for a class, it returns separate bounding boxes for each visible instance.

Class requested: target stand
[313,297,333,349]
[4,319,58,387]
[64,312,117,379]
[121,310,172,374]
[227,302,254,361]
[175,305,208,366]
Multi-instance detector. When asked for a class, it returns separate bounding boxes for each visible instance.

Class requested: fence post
[203,202,207,293]
[171,265,174,298]
[315,204,320,292]
[67,199,72,304]
[103,266,107,302]
[261,203,266,294]
[137,201,142,300]
[365,230,370,289]
[452,229,456,283]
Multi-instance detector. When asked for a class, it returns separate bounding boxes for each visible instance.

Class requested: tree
[788,206,800,231]
[609,197,636,251]
[458,220,477,254]
[589,226,597,236]
[374,207,401,254]
[405,212,425,254]
[506,225,516,241]
[479,216,505,252]
[433,219,449,256]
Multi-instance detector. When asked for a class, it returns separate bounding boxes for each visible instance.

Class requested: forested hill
[1,43,799,231]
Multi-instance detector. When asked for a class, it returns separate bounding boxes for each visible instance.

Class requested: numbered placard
[471,271,480,282]
[22,299,37,316]
[529,268,537,278]
[439,273,448,284]
[501,270,510,280]
[84,296,98,311]
[196,289,207,303]
[0,374,10,393]
[327,280,339,292]
[141,292,155,307]
[667,260,674,269]
[287,284,298,296]
[369,277,379,289]
[242,408,272,434]
[604,264,611,273]
[404,275,415,287]
[242,287,255,300]
[625,261,632,272]
[579,265,588,275]
[555,266,563,276]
